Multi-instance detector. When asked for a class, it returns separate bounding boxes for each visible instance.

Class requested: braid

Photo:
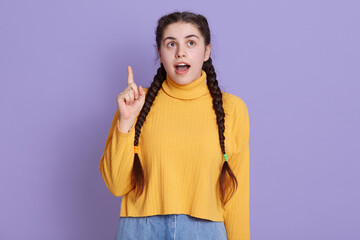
[203,57,239,206]
[131,64,166,200]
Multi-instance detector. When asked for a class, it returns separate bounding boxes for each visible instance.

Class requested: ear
[204,43,211,62]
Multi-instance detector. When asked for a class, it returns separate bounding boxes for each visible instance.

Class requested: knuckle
[128,82,136,88]
[117,93,123,100]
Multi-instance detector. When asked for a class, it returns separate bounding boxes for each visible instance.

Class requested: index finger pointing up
[127,65,134,85]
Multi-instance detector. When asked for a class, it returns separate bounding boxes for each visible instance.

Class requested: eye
[188,41,196,46]
[167,42,175,47]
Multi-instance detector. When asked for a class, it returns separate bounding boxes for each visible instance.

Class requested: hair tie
[223,153,228,162]
[134,146,139,154]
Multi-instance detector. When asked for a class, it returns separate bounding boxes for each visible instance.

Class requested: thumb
[138,85,145,98]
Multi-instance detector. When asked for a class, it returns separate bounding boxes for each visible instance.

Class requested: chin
[168,69,196,85]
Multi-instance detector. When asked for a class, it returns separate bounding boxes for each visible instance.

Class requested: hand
[116,66,146,129]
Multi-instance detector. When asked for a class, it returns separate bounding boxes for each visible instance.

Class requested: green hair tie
[223,153,228,162]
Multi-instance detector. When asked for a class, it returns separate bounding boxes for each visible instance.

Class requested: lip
[175,66,190,75]
[174,61,191,75]
[174,61,190,67]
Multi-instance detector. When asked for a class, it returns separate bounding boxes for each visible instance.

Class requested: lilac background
[0,0,359,239]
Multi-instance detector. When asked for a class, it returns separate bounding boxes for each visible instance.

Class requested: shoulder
[221,91,249,119]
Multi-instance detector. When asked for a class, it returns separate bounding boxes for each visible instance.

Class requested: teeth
[177,63,187,66]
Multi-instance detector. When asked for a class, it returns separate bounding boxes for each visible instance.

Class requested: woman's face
[158,22,211,85]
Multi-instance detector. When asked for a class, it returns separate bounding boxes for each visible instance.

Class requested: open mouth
[175,63,191,74]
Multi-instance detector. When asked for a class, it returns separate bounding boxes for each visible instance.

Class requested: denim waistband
[115,214,228,240]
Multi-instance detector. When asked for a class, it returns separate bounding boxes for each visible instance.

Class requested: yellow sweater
[99,70,250,240]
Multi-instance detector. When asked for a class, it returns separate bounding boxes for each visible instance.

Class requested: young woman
[99,11,250,240]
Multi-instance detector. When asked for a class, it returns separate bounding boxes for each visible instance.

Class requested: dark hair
[130,11,238,207]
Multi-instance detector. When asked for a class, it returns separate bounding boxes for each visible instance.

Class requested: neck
[162,70,210,100]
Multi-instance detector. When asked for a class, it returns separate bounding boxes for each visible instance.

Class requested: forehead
[162,22,202,39]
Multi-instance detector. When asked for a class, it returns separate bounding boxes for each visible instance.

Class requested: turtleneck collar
[161,70,209,100]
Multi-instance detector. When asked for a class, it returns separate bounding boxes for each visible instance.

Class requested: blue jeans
[115,214,228,240]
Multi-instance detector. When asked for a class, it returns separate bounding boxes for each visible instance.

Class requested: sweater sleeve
[98,108,137,197]
[223,100,250,240]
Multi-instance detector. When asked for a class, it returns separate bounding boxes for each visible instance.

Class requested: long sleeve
[98,77,250,226]
[223,101,250,240]
[98,108,137,197]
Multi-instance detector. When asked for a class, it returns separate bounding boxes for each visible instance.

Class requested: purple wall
[1,0,359,239]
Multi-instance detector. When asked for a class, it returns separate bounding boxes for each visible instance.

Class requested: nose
[176,45,186,58]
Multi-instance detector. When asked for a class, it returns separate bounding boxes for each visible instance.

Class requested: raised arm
[98,109,137,196]
[98,65,146,196]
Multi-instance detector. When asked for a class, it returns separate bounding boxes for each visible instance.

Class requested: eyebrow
[162,34,200,43]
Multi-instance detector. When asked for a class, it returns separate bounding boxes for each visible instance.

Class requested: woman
[99,11,250,240]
